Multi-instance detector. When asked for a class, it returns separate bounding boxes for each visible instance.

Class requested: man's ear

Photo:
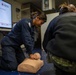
[35,16,40,20]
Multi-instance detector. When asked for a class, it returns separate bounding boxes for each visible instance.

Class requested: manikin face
[33,17,44,27]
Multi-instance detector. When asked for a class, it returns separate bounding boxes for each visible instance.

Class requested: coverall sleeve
[21,22,34,54]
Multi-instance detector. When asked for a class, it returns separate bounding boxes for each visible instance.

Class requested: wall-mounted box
[42,0,55,11]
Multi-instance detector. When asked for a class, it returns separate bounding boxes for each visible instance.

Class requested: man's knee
[1,60,18,71]
[8,63,18,71]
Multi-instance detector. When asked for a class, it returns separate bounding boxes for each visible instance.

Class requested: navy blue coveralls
[0,18,35,71]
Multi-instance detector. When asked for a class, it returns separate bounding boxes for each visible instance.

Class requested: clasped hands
[29,53,41,60]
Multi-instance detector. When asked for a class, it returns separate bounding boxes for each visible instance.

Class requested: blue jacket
[1,18,35,54]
